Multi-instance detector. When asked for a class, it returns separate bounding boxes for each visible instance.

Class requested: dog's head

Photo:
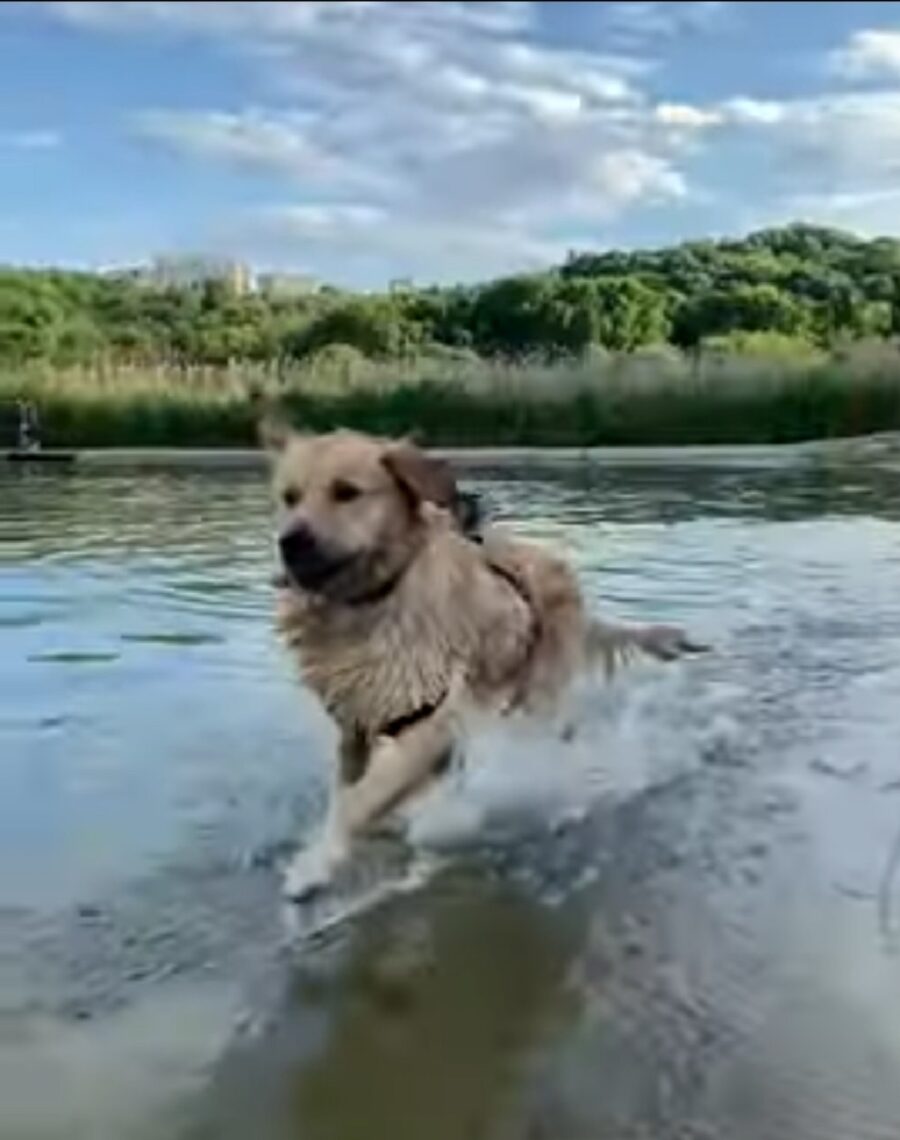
[261,420,467,602]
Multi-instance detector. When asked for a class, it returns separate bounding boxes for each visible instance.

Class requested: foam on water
[404,657,713,855]
[277,655,725,942]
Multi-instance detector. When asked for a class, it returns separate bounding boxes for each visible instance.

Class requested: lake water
[4,454,900,1140]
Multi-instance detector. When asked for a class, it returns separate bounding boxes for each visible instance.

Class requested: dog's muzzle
[278,523,348,591]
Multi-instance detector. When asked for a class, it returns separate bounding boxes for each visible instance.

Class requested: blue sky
[6,2,900,286]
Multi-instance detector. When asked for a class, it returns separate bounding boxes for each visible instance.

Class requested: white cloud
[643,87,900,190]
[240,202,568,282]
[784,187,900,217]
[2,129,61,149]
[413,125,689,228]
[54,0,695,280]
[720,97,785,126]
[602,1,730,45]
[745,186,900,242]
[33,2,533,38]
[16,0,900,282]
[664,87,900,240]
[23,1,726,280]
[134,109,388,192]
[654,103,723,129]
[592,149,687,202]
[495,82,585,123]
[732,92,900,183]
[137,109,321,170]
[830,28,900,81]
[490,40,646,102]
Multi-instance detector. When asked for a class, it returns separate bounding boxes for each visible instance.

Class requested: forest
[3,223,900,448]
[4,224,900,367]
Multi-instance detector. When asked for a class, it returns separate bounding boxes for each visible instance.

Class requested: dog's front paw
[282,850,329,903]
[282,835,348,902]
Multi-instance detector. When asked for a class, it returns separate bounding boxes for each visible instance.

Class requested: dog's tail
[584,618,709,678]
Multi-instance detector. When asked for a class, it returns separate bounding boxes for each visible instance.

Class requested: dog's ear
[257,415,295,454]
[381,441,457,508]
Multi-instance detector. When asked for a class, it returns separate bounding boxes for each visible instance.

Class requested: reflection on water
[199,871,575,1140]
[472,457,900,525]
[4,454,900,1140]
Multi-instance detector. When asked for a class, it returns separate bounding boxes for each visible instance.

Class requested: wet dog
[262,423,704,898]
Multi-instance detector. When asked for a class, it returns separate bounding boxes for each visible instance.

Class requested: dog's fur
[263,423,703,898]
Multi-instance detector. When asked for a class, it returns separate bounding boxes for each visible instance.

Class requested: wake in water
[281,657,723,942]
[409,657,711,846]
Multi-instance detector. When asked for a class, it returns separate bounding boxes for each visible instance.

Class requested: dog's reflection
[200,869,574,1140]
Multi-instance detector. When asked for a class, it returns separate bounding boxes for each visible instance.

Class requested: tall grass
[3,341,900,448]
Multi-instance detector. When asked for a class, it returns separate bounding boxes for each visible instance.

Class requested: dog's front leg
[340,674,468,840]
[283,680,468,901]
[282,729,367,901]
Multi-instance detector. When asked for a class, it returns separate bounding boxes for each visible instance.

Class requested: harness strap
[372,553,540,738]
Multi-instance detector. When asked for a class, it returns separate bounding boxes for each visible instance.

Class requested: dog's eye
[281,486,301,508]
[332,480,362,504]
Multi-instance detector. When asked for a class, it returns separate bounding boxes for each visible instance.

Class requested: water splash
[405,660,709,856]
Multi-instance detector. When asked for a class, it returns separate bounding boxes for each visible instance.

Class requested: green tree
[589,278,671,350]
[285,297,420,359]
[1,222,900,369]
[470,276,553,356]
[673,284,809,347]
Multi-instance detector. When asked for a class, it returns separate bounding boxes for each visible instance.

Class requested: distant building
[256,272,318,299]
[149,255,252,295]
[99,258,322,299]
[100,255,252,294]
[99,263,152,285]
[227,261,252,296]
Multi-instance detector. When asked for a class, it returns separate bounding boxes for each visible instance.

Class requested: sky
[6,1,900,286]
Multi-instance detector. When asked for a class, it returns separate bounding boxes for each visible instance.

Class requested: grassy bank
[4,343,900,449]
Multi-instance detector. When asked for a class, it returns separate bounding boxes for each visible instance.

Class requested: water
[4,455,900,1140]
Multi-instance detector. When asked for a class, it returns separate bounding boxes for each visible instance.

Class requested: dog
[262,422,705,899]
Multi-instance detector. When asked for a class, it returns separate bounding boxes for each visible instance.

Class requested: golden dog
[262,422,703,898]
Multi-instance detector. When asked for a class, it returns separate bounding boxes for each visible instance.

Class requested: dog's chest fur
[276,532,533,740]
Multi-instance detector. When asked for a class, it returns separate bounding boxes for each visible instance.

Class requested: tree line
[4,223,900,369]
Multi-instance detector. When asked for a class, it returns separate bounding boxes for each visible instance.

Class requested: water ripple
[6,459,900,1140]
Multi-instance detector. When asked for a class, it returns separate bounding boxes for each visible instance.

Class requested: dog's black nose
[454,490,484,538]
[279,522,318,572]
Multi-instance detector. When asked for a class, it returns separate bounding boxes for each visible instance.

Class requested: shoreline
[4,431,900,469]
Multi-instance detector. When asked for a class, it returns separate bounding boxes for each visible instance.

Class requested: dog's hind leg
[585,617,708,677]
